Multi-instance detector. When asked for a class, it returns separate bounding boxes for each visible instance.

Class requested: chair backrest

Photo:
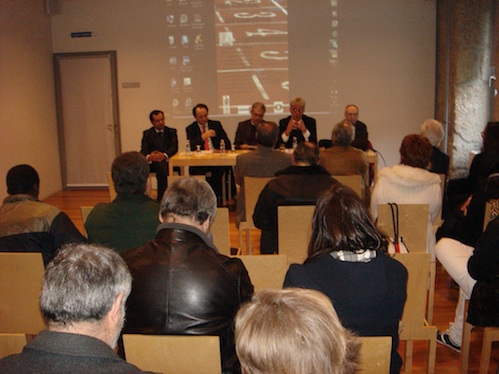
[123,334,221,374]
[80,205,94,236]
[243,177,273,229]
[377,204,429,252]
[233,254,287,290]
[483,199,499,231]
[106,171,117,201]
[211,207,231,256]
[277,205,315,265]
[333,174,364,199]
[359,336,392,374]
[0,253,45,335]
[0,333,27,359]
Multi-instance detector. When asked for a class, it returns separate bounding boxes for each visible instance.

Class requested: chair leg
[427,261,436,324]
[405,340,413,372]
[479,327,498,374]
[245,229,251,255]
[428,335,436,374]
[460,321,473,374]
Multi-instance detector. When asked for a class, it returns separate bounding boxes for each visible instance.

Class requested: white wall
[0,0,61,202]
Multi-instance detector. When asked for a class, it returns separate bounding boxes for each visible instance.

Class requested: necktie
[202,125,210,150]
[157,131,165,150]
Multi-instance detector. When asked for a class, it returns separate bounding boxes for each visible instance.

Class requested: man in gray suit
[235,121,292,227]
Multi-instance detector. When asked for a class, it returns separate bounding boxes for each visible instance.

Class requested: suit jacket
[140,126,178,158]
[277,114,317,148]
[186,120,231,150]
[234,119,258,149]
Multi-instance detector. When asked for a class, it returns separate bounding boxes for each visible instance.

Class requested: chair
[393,253,437,374]
[238,177,273,254]
[333,174,364,199]
[377,204,436,324]
[277,205,315,266]
[211,207,231,256]
[123,334,221,374]
[80,205,94,236]
[233,254,287,290]
[483,198,499,231]
[0,333,27,359]
[0,253,45,335]
[358,336,392,374]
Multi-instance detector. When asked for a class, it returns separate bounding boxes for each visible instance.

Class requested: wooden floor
[44,189,498,373]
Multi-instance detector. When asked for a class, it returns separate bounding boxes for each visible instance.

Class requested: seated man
[235,288,360,374]
[253,142,339,254]
[85,152,160,252]
[420,119,449,175]
[0,164,86,266]
[234,102,266,150]
[121,177,254,373]
[338,104,372,151]
[141,109,178,202]
[277,97,317,149]
[235,121,292,227]
[0,243,149,373]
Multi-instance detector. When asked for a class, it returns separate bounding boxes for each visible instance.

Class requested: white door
[54,52,120,188]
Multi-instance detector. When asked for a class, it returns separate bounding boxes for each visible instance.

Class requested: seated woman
[284,184,407,374]
[370,134,442,258]
[235,288,360,374]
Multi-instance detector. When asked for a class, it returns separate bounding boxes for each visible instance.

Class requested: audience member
[235,288,360,374]
[0,243,149,373]
[234,102,266,150]
[85,152,159,252]
[371,134,442,259]
[186,103,234,202]
[235,121,292,227]
[0,165,86,266]
[339,104,371,151]
[140,109,178,201]
[435,215,499,353]
[253,142,338,254]
[277,97,317,148]
[284,184,408,374]
[420,119,449,175]
[121,177,254,373]
[319,121,369,201]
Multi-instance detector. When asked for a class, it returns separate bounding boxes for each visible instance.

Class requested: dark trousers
[150,160,168,202]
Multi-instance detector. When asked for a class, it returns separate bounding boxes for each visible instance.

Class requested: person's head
[293,142,319,166]
[399,134,433,169]
[344,104,359,125]
[235,288,360,374]
[332,121,355,146]
[159,177,217,232]
[256,121,279,148]
[290,97,306,121]
[6,164,40,197]
[149,110,165,131]
[482,121,499,156]
[308,184,384,258]
[40,243,132,348]
[420,119,444,147]
[250,102,266,125]
[193,103,209,126]
[111,151,150,195]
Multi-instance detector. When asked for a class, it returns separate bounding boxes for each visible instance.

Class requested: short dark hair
[257,121,279,147]
[111,152,150,194]
[149,110,164,123]
[6,164,39,195]
[294,142,319,165]
[192,103,209,117]
[399,134,433,168]
[483,121,499,156]
[308,184,384,259]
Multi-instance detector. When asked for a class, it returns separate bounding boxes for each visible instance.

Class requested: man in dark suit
[186,103,233,202]
[277,97,317,148]
[140,110,178,201]
[234,102,266,150]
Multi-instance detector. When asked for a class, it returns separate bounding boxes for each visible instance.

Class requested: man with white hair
[0,243,149,373]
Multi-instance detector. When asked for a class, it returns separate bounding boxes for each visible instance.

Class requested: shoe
[437,331,461,353]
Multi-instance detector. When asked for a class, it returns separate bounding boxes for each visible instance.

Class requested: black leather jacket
[121,222,254,373]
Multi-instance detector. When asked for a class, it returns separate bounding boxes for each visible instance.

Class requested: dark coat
[277,114,317,148]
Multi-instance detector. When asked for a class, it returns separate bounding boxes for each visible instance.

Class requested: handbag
[387,203,409,254]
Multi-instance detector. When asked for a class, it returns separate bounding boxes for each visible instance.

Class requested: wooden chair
[123,334,221,374]
[377,204,436,324]
[333,174,365,199]
[0,253,45,335]
[232,254,287,290]
[483,198,499,231]
[393,253,437,374]
[0,333,27,359]
[80,205,94,236]
[358,336,392,374]
[211,207,231,256]
[277,205,315,266]
[238,177,273,254]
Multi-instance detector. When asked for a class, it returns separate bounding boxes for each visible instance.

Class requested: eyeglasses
[291,107,304,113]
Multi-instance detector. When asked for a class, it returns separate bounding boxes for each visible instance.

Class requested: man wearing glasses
[277,97,317,149]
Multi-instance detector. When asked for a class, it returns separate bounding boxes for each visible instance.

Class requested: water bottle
[292,137,298,150]
[220,139,226,156]
[185,139,191,156]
